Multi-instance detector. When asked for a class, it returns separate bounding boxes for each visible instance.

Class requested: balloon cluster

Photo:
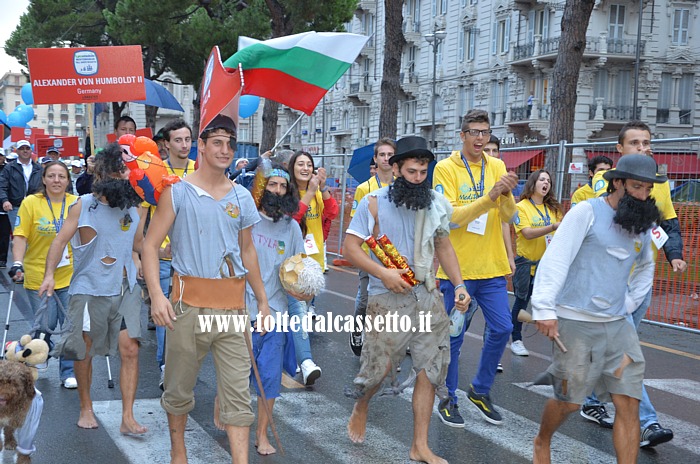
[118,134,181,206]
[0,84,35,128]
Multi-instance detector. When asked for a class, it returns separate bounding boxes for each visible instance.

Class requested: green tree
[259,0,357,152]
[4,0,268,132]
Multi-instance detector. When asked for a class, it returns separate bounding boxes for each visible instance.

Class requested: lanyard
[461,154,485,198]
[46,195,67,233]
[167,160,190,177]
[528,199,551,226]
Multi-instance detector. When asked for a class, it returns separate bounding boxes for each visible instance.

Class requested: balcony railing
[588,104,638,121]
[512,35,644,61]
[657,108,692,125]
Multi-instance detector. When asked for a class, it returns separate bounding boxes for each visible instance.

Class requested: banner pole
[86,103,96,158]
[270,113,303,153]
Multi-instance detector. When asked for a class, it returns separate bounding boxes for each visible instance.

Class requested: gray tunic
[169,181,260,278]
[245,214,304,319]
[68,194,139,296]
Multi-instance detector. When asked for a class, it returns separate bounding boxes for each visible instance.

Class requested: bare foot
[120,416,148,435]
[533,436,550,464]
[170,450,188,464]
[409,445,448,464]
[256,433,277,455]
[213,396,224,431]
[347,401,369,443]
[78,409,99,429]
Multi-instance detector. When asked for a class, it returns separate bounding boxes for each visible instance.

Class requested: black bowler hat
[603,154,667,184]
[389,136,434,165]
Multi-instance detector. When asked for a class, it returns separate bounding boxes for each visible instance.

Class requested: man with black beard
[530,155,664,464]
[39,142,148,434]
[241,166,306,455]
[582,121,685,447]
[344,136,470,464]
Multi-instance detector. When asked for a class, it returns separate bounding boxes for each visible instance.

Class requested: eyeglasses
[463,129,492,137]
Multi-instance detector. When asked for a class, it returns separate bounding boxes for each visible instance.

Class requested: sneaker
[510,340,529,356]
[580,404,614,429]
[640,423,673,448]
[437,398,464,428]
[62,377,78,389]
[496,363,503,373]
[159,366,165,391]
[349,331,363,356]
[300,359,321,386]
[467,385,502,425]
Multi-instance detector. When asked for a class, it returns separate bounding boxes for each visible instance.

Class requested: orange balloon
[118,134,136,146]
[131,136,159,156]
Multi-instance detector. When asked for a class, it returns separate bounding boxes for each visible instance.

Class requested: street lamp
[425,28,447,149]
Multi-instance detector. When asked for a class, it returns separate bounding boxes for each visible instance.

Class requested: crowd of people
[1,107,687,464]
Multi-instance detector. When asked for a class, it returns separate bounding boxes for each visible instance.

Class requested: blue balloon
[15,104,35,124]
[7,111,25,127]
[239,95,260,118]
[21,83,34,105]
[0,109,6,125]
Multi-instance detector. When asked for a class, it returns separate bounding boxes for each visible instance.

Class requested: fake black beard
[92,178,144,209]
[613,193,662,235]
[388,176,432,211]
[260,189,299,222]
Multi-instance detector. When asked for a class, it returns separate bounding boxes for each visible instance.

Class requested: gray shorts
[547,318,645,404]
[55,281,142,360]
[351,285,450,399]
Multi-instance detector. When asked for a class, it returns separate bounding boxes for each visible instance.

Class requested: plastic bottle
[449,308,465,338]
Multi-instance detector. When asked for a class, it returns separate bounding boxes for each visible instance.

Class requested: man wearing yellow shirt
[570,155,612,207]
[584,120,686,448]
[153,119,194,388]
[433,109,519,426]
[349,138,395,356]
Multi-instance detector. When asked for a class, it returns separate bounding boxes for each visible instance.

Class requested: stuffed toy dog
[1,335,47,463]
[4,335,50,381]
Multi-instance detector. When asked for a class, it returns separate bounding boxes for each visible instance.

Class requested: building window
[492,16,510,55]
[402,100,417,135]
[467,28,477,60]
[440,0,448,15]
[527,9,550,43]
[672,9,689,45]
[608,4,625,41]
[658,73,694,124]
[458,28,465,62]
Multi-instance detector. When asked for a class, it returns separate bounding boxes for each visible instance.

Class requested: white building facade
[276,0,699,156]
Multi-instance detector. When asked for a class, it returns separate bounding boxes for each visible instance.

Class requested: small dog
[0,360,39,464]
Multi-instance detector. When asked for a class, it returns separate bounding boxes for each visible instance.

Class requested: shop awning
[500,150,543,170]
[653,153,700,175]
[586,151,699,176]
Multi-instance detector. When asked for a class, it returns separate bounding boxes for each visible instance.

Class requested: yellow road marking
[640,341,700,361]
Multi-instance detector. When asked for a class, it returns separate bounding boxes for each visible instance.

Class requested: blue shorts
[251,329,285,399]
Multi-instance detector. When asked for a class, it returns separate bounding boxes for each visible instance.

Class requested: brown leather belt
[171,272,245,310]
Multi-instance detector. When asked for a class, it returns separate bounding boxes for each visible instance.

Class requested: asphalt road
[2,266,699,464]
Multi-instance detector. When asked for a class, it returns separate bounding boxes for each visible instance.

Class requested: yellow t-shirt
[14,193,77,290]
[433,151,512,279]
[351,176,393,217]
[146,159,197,259]
[570,183,594,207]
[299,189,325,268]
[514,199,563,266]
[591,169,676,220]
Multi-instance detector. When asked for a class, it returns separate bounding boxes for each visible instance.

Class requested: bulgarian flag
[224,32,369,115]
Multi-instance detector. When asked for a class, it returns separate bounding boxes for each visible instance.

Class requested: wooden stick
[517,310,568,353]
[239,310,284,455]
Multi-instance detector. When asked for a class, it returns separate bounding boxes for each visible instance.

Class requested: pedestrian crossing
[514,380,700,457]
